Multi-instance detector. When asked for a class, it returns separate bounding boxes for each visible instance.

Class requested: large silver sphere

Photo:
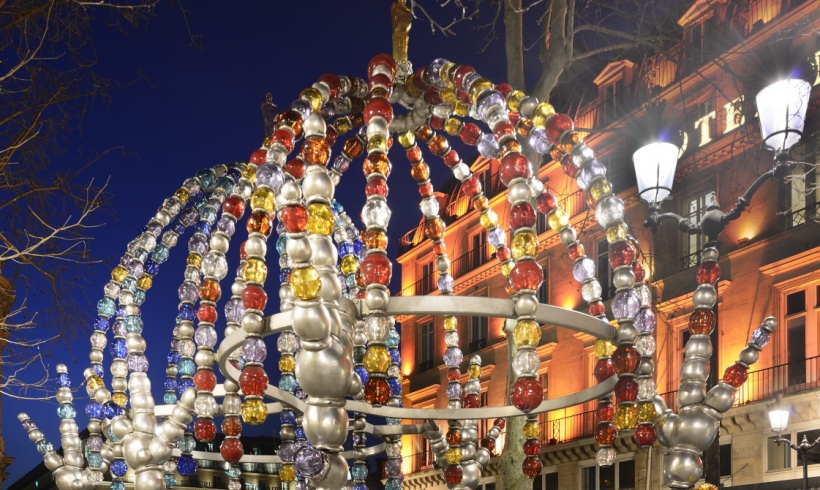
[308,453,349,490]
[291,302,332,342]
[704,382,736,413]
[134,469,165,490]
[295,343,353,399]
[286,237,313,263]
[664,449,703,488]
[303,166,334,201]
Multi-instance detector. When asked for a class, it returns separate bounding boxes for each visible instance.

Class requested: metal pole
[645,446,653,490]
[703,254,720,486]
[802,448,808,490]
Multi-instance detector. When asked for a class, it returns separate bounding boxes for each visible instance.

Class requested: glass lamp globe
[768,395,791,433]
[632,142,679,204]
[756,79,812,153]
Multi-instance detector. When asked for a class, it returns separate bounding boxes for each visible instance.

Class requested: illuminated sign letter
[694,110,716,146]
[723,96,745,134]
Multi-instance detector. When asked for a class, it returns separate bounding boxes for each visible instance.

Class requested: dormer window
[593,60,636,128]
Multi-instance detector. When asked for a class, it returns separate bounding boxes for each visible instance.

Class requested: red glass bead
[481,438,496,452]
[453,65,475,91]
[560,153,579,178]
[493,121,515,141]
[365,177,389,197]
[424,87,443,106]
[460,123,481,145]
[239,366,269,396]
[194,419,216,442]
[612,346,640,374]
[446,429,462,445]
[523,439,540,456]
[496,83,513,97]
[697,262,721,285]
[406,145,422,163]
[723,364,748,387]
[510,202,536,229]
[368,73,393,93]
[250,149,267,165]
[239,241,248,260]
[197,304,217,323]
[364,377,391,405]
[634,424,657,447]
[222,195,245,219]
[444,465,463,485]
[220,438,244,463]
[447,368,461,381]
[509,260,543,292]
[522,456,543,478]
[413,67,431,91]
[368,54,396,79]
[443,149,460,167]
[496,246,511,262]
[595,422,617,445]
[614,377,639,403]
[608,242,635,268]
[594,358,615,382]
[536,192,557,215]
[632,261,646,283]
[318,73,341,101]
[281,205,308,233]
[544,113,574,144]
[430,115,445,131]
[463,394,480,408]
[242,285,268,311]
[285,158,305,180]
[364,97,393,125]
[510,377,543,411]
[193,370,217,392]
[221,416,242,436]
[688,309,716,335]
[419,182,434,197]
[568,242,585,261]
[596,401,615,422]
[494,418,506,430]
[589,301,605,317]
[272,129,295,153]
[509,111,521,127]
[361,253,392,286]
[461,177,482,198]
[246,211,272,237]
[198,279,221,302]
[326,126,338,147]
[356,289,367,299]
[499,152,533,186]
[350,97,365,115]
[278,110,304,139]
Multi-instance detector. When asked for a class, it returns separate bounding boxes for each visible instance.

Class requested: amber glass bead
[588,178,612,203]
[637,401,657,423]
[444,465,463,485]
[594,358,615,382]
[281,205,308,233]
[278,463,295,482]
[361,253,392,286]
[364,345,391,373]
[426,134,449,157]
[536,192,557,215]
[242,165,256,183]
[498,139,521,158]
[697,262,721,285]
[472,196,489,212]
[444,316,458,331]
[174,188,189,203]
[522,456,543,478]
[632,261,646,283]
[246,211,272,236]
[289,266,320,300]
[334,116,352,135]
[446,449,463,466]
[523,439,540,456]
[302,136,330,166]
[595,422,617,445]
[724,364,748,387]
[250,188,275,213]
[481,438,496,452]
[241,398,267,425]
[522,420,541,438]
[111,393,127,408]
[137,275,152,290]
[198,279,221,302]
[511,232,538,260]
[446,428,462,445]
[612,346,639,374]
[614,377,639,403]
[447,368,461,381]
[424,218,445,240]
[511,377,542,411]
[589,301,605,317]
[634,424,657,447]
[279,354,295,373]
[364,153,391,176]
[306,203,334,235]
[220,438,245,463]
[468,78,493,103]
[479,210,497,230]
[239,366,268,396]
[222,417,242,436]
[415,125,434,143]
[362,231,387,251]
[364,377,391,405]
[509,260,543,292]
[568,242,585,261]
[326,127,338,149]
[688,309,716,335]
[609,242,635,269]
[409,163,429,183]
[277,109,303,137]
[343,136,364,159]
[596,401,615,422]
[499,152,532,186]
[513,319,541,347]
[614,404,638,430]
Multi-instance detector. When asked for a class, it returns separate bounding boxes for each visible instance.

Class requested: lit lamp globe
[756,78,812,153]
[768,394,791,433]
[632,142,679,205]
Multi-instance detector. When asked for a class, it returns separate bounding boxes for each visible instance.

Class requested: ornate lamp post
[768,393,818,490]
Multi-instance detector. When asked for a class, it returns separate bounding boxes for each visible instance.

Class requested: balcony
[539,409,597,445]
[787,202,820,229]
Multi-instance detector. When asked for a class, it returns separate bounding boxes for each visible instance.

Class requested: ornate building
[397,0,820,488]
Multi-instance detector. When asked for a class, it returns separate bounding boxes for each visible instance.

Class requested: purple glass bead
[384,458,402,478]
[179,208,199,227]
[572,258,596,282]
[127,354,149,372]
[291,99,312,120]
[445,382,463,400]
[487,227,506,248]
[194,326,218,348]
[477,133,499,158]
[241,337,268,362]
[294,447,325,477]
[529,127,550,153]
[437,273,454,291]
[635,309,656,333]
[87,435,103,451]
[21,419,36,431]
[178,281,199,303]
[577,159,607,190]
[750,328,770,348]
[112,319,127,337]
[353,432,367,446]
[256,164,284,191]
[224,298,246,323]
[216,216,236,236]
[333,155,351,172]
[428,58,449,88]
[612,290,640,320]
[295,481,308,490]
[188,234,208,254]
[476,90,505,121]
[443,347,463,367]
[123,257,144,278]
[463,71,482,92]
[144,220,163,236]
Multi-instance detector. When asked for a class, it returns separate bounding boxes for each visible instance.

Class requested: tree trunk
[498,318,530,489]
[504,0,526,91]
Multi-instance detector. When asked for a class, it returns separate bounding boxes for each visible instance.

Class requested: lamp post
[769,393,818,490]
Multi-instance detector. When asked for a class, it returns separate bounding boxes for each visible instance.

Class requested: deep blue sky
[3,1,547,481]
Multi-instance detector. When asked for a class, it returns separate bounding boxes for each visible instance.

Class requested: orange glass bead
[472,196,489,212]
[595,422,617,445]
[433,241,447,255]
[415,125,434,143]
[517,118,534,138]
[688,309,716,335]
[361,253,392,286]
[281,205,308,233]
[424,218,445,240]
[406,146,423,164]
[343,137,364,159]
[612,346,640,374]
[499,139,521,157]
[198,279,221,302]
[410,163,430,182]
[364,153,391,176]
[364,377,391,405]
[302,136,330,166]
[522,457,543,478]
[246,211,272,236]
[363,230,388,250]
[509,260,543,292]
[428,134,450,157]
[278,110,304,139]
[446,429,462,445]
[697,262,721,285]
[221,416,242,436]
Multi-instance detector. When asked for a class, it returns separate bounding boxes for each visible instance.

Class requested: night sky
[3,1,546,481]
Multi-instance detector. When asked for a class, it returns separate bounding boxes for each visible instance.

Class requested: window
[538,260,549,304]
[679,329,692,368]
[581,460,635,489]
[539,371,549,429]
[478,391,490,441]
[682,189,716,269]
[420,321,435,370]
[533,471,559,490]
[787,290,807,386]
[420,261,435,295]
[600,77,625,127]
[470,315,488,352]
[797,429,820,466]
[787,164,819,228]
[684,17,717,68]
[720,443,732,478]
[470,230,488,269]
[597,239,613,301]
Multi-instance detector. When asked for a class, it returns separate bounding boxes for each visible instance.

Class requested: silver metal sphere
[615,322,638,344]
[679,358,709,382]
[243,236,267,258]
[308,234,338,267]
[364,288,389,311]
[704,382,736,412]
[612,267,636,289]
[676,383,706,406]
[692,284,717,308]
[701,247,719,262]
[195,351,215,367]
[303,114,327,138]
[209,234,229,254]
[738,345,759,365]
[637,358,655,375]
[295,344,353,399]
[507,181,532,204]
[515,294,539,316]
[762,316,777,332]
[460,462,481,489]
[291,302,331,342]
[280,181,302,203]
[286,236,313,263]
[663,449,703,488]
[684,335,713,359]
[241,312,265,334]
[475,448,491,467]
[302,166,334,201]
[560,229,577,246]
[518,96,538,118]
[435,255,450,273]
[311,82,331,103]
[303,404,350,449]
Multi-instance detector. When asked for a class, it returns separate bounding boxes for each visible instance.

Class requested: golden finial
[391,0,412,64]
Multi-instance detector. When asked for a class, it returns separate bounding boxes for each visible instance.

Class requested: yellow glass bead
[454,101,470,117]
[472,196,489,212]
[479,209,498,230]
[289,266,320,300]
[367,135,389,154]
[307,203,335,235]
[187,254,202,267]
[614,404,638,430]
[443,316,458,331]
[86,375,104,396]
[445,448,462,464]
[637,401,657,424]
[523,421,541,438]
[111,266,128,283]
[547,209,569,230]
[588,178,612,203]
[531,102,556,128]
[262,136,272,149]
[279,354,295,373]
[440,87,458,105]
[441,61,456,86]
[468,78,493,104]
[340,255,360,275]
[444,117,463,136]
[299,87,323,112]
[137,275,152,291]
[111,393,128,408]
[403,77,419,98]
[242,165,256,182]
[174,188,189,203]
[513,319,541,347]
[501,261,513,277]
[507,90,525,112]
[244,258,269,284]
[511,232,538,260]
[398,131,415,148]
[241,398,268,425]
[695,485,719,490]
[468,364,481,379]
[594,339,616,358]
[279,464,296,482]
[363,345,391,374]
[606,223,629,243]
[334,116,352,135]
[251,188,275,213]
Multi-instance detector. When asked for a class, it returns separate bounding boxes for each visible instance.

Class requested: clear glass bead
[596,447,616,466]
[595,195,625,228]
[420,197,440,218]
[452,163,471,181]
[201,253,229,280]
[635,335,656,356]
[581,280,602,302]
[361,199,391,229]
[637,377,656,399]
[445,330,459,347]
[572,258,596,282]
[277,332,300,353]
[195,394,217,417]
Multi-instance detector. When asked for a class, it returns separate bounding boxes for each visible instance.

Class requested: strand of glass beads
[331,200,363,300]
[632,258,658,448]
[162,458,177,488]
[350,411,368,490]
[443,349,465,488]
[176,420,197,479]
[460,356,484,483]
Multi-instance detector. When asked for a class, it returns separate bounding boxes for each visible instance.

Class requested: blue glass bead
[295,427,306,440]
[389,348,401,364]
[35,440,53,455]
[114,305,126,318]
[332,200,344,214]
[279,374,296,392]
[110,482,125,490]
[351,463,368,480]
[164,392,177,404]
[280,410,296,425]
[191,189,204,201]
[103,401,124,419]
[87,452,103,467]
[93,316,109,331]
[352,484,368,490]
[85,401,103,419]
[237,356,246,370]
[132,247,149,263]
[172,222,186,234]
[346,273,357,288]
[193,199,209,214]
[386,416,401,425]
[279,269,291,284]
[178,359,196,376]
[125,316,143,333]
[353,347,366,364]
[165,474,176,488]
[96,297,116,317]
[226,467,241,479]
[143,258,159,276]
[388,378,402,396]
[200,207,217,224]
[57,404,76,419]
[196,168,216,189]
[165,378,178,391]
[215,176,234,195]
[386,329,400,348]
[109,339,127,359]
[121,277,137,292]
[338,242,354,256]
[92,364,104,377]
[167,350,180,364]
[179,304,196,321]
[354,366,368,386]
[133,289,146,305]
[195,221,212,236]
[110,460,128,477]
[107,426,119,442]
[56,373,71,388]
[177,378,194,395]
[276,235,288,254]
[152,244,170,263]
[353,240,363,256]
[385,478,402,490]
[227,167,242,182]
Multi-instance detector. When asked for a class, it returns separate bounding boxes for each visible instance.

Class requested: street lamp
[768,393,817,490]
